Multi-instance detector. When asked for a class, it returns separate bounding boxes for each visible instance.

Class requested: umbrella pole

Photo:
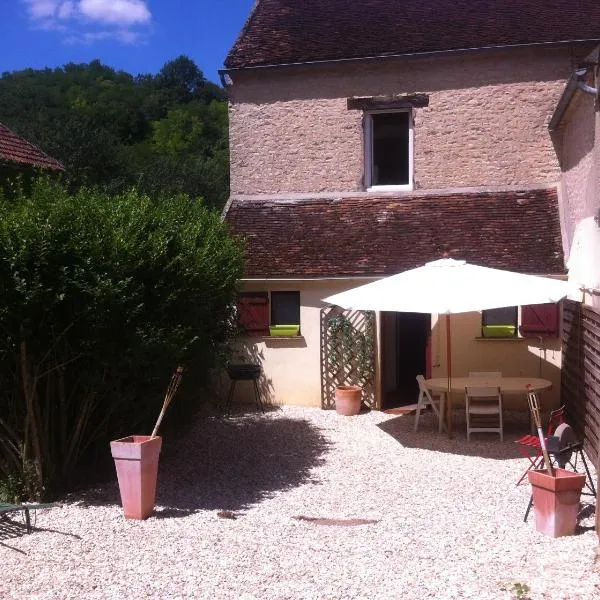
[446,314,453,438]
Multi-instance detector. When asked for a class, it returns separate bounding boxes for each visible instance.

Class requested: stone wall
[228,47,573,196]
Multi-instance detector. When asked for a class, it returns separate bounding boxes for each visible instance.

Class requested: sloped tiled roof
[225,0,600,69]
[0,123,64,171]
[225,188,565,278]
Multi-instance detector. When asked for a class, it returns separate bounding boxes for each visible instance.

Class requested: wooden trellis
[320,306,376,410]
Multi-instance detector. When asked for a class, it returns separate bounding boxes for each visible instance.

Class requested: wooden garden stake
[527,390,554,477]
[151,366,184,437]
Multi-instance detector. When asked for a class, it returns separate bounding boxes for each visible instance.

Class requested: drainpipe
[574,67,598,96]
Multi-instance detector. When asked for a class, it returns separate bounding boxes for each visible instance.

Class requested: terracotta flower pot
[528,467,586,537]
[110,435,162,520]
[335,385,362,416]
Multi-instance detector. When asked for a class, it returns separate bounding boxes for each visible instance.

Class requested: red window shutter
[519,303,559,337]
[238,293,269,336]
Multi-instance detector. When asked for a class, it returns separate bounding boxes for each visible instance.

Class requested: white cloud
[79,0,151,26]
[22,0,152,44]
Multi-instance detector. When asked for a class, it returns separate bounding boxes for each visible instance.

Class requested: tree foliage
[0,56,229,208]
[0,180,244,499]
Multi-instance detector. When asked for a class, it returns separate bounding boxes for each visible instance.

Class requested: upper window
[365,110,413,191]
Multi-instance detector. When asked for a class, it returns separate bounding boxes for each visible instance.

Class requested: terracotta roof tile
[225,0,600,69]
[0,123,64,171]
[225,188,565,278]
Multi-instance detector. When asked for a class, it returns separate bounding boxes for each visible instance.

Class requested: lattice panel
[320,306,376,410]
[561,299,600,468]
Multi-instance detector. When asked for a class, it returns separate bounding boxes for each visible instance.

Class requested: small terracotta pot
[335,385,362,416]
[528,467,586,537]
[110,435,162,520]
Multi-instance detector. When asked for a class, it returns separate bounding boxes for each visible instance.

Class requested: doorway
[381,312,431,409]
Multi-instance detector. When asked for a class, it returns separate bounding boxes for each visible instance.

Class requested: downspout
[574,67,598,95]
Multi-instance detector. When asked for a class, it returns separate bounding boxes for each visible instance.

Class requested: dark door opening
[381,312,431,409]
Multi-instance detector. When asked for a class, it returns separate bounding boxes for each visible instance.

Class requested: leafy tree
[0,57,229,208]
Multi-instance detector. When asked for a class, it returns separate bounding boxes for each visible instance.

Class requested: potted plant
[110,366,183,519]
[327,315,374,415]
[334,384,363,415]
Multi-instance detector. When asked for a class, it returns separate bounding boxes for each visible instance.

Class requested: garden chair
[514,404,565,485]
[414,375,443,433]
[465,386,503,441]
[0,501,57,534]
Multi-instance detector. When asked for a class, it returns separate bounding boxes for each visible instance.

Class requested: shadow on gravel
[74,411,331,516]
[377,410,528,460]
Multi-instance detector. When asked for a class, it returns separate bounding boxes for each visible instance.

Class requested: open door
[381,312,431,409]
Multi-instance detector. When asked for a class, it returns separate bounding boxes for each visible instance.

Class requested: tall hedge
[0,180,244,499]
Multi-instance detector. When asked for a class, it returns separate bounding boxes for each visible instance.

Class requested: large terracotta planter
[528,468,586,537]
[110,435,162,520]
[335,385,362,416]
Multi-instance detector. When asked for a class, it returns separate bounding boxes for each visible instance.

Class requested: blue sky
[0,1,256,84]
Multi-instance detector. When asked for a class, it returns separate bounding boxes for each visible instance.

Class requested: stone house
[221,0,600,410]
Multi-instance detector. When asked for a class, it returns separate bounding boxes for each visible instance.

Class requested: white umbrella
[323,258,575,436]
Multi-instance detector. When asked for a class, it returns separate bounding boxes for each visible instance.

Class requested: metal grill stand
[224,363,264,414]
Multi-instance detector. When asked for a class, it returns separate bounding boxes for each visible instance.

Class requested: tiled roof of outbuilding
[225,188,565,278]
[225,0,600,69]
[0,123,64,171]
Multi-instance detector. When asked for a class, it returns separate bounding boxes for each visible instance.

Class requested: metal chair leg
[224,380,237,415]
[253,378,265,413]
[24,508,31,533]
[524,495,534,522]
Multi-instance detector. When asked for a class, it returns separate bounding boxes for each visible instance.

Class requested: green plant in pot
[327,315,374,415]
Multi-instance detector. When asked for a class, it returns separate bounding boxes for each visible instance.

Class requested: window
[482,307,518,338]
[481,304,560,338]
[238,291,301,336]
[365,110,413,190]
[271,291,300,326]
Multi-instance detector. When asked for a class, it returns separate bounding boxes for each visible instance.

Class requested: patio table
[425,376,552,435]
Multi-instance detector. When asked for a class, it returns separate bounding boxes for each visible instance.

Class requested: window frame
[237,290,301,337]
[364,108,414,192]
[480,303,561,339]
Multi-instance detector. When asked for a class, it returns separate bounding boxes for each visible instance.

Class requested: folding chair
[414,375,444,433]
[465,386,503,441]
[514,404,564,485]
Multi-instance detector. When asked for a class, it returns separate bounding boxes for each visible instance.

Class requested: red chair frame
[515,404,565,485]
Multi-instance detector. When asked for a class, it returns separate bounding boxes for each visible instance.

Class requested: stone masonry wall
[228,47,574,195]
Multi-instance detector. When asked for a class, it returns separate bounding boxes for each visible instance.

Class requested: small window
[237,291,300,336]
[481,307,518,338]
[365,110,413,190]
[271,291,300,326]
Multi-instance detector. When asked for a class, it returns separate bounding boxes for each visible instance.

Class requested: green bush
[0,179,244,499]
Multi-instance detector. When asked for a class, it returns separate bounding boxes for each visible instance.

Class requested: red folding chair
[514,404,565,485]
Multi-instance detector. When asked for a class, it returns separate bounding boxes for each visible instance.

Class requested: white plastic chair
[468,371,502,378]
[414,375,444,433]
[465,386,503,441]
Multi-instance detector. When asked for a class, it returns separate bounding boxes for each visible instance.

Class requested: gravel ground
[1,406,599,600]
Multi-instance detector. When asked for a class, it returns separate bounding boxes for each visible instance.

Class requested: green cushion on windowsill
[482,325,516,338]
[269,325,300,337]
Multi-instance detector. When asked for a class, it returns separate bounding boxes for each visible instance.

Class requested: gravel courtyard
[1,406,599,600]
